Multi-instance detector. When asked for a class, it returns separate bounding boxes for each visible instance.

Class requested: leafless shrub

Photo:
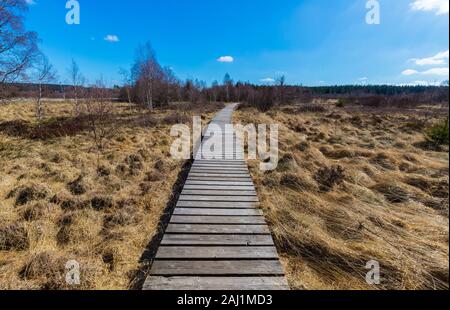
[68,59,85,116]
[314,165,346,192]
[84,80,118,168]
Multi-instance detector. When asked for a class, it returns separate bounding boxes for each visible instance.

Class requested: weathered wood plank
[179,195,259,202]
[190,170,249,174]
[194,161,246,165]
[190,169,249,173]
[192,165,247,168]
[150,260,285,276]
[185,181,254,186]
[189,173,251,178]
[166,224,270,234]
[183,185,255,191]
[170,215,265,224]
[156,246,278,259]
[181,190,256,196]
[160,234,274,246]
[177,201,258,208]
[192,163,247,166]
[173,208,263,216]
[143,276,289,290]
[187,178,253,182]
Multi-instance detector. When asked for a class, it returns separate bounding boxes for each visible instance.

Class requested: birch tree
[33,54,56,120]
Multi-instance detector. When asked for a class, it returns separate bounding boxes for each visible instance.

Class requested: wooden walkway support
[143,104,289,290]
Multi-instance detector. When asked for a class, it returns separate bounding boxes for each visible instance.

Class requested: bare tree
[223,73,232,102]
[211,80,219,102]
[119,67,132,104]
[0,0,39,98]
[276,75,286,104]
[132,42,163,110]
[162,66,178,107]
[68,59,84,115]
[60,82,66,100]
[32,53,56,120]
[84,79,117,169]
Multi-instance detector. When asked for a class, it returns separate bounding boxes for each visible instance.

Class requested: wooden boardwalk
[143,104,289,290]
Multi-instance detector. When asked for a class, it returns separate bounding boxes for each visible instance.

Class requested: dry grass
[0,100,220,290]
[235,103,449,290]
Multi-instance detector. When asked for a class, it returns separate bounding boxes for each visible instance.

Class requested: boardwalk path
[143,104,289,290]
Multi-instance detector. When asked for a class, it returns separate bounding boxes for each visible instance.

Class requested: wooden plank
[181,190,256,196]
[190,169,249,173]
[191,168,248,172]
[185,181,254,186]
[192,164,247,168]
[187,178,253,182]
[192,164,246,167]
[160,234,274,246]
[170,215,266,224]
[173,208,263,216]
[193,162,246,166]
[166,224,270,234]
[179,195,259,202]
[190,171,250,176]
[150,260,285,276]
[156,246,279,259]
[194,161,245,164]
[189,173,251,178]
[183,185,255,191]
[143,276,289,290]
[177,201,258,208]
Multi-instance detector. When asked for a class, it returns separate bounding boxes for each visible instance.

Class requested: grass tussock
[0,100,220,290]
[235,103,449,290]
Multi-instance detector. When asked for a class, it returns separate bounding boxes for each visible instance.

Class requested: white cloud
[421,67,449,76]
[217,56,234,63]
[402,67,449,77]
[411,50,449,66]
[402,69,419,75]
[410,0,449,15]
[359,77,369,81]
[104,35,120,42]
[260,78,275,83]
[25,0,36,5]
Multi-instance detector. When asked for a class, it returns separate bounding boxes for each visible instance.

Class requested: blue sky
[24,0,449,86]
